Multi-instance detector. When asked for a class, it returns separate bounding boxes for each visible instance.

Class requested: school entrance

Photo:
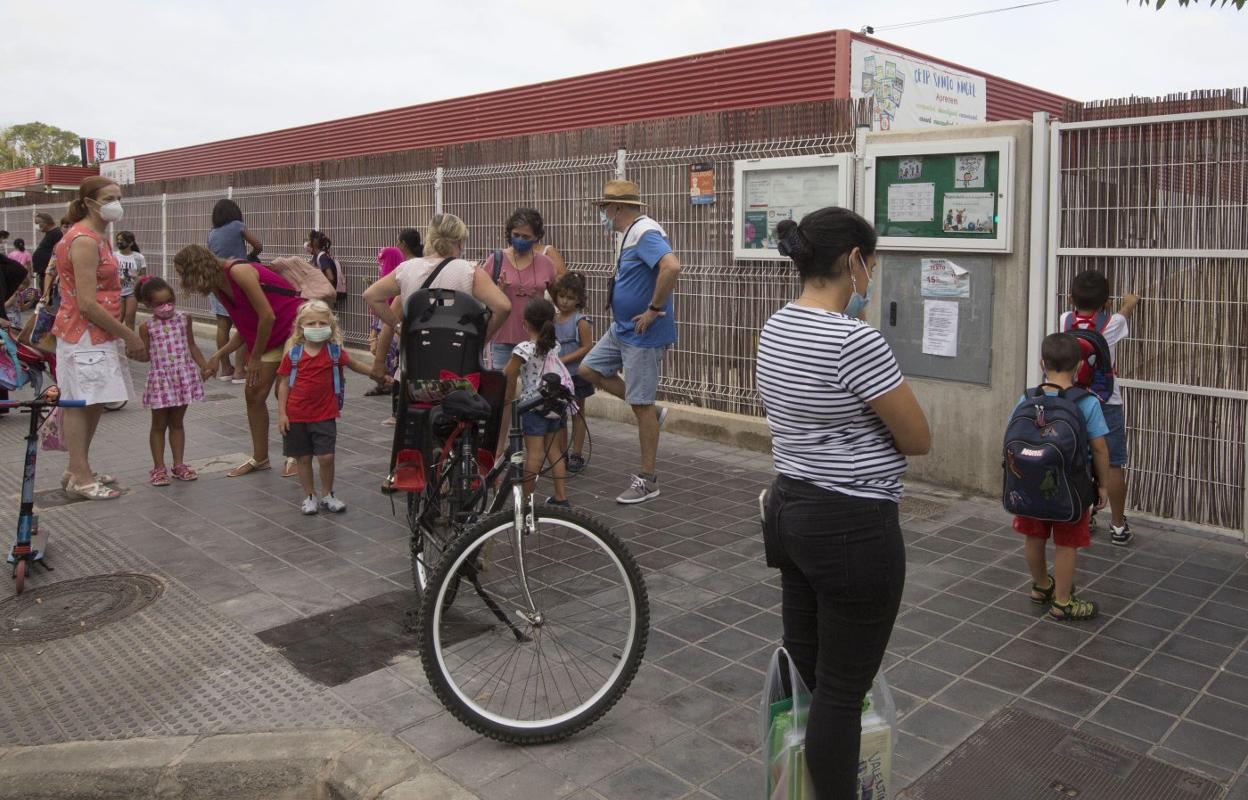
[1046,101,1248,535]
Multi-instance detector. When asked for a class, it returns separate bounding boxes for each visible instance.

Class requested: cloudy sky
[6,0,1246,158]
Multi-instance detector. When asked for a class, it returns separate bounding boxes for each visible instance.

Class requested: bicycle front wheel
[420,507,648,744]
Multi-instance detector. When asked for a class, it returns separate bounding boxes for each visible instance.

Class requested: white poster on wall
[851,41,987,131]
[101,158,135,186]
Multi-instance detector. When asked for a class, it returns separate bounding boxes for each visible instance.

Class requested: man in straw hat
[580,179,682,504]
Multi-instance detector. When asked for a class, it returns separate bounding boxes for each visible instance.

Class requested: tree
[1137,0,1245,7]
[0,122,81,170]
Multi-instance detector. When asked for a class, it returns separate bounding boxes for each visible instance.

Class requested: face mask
[304,243,314,255]
[153,302,176,319]
[843,253,873,318]
[95,200,124,223]
[599,209,614,233]
[511,236,536,254]
[303,325,332,342]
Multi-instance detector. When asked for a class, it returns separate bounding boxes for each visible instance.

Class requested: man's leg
[633,403,659,475]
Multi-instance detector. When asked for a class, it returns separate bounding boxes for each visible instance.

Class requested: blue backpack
[288,343,344,410]
[1002,384,1096,523]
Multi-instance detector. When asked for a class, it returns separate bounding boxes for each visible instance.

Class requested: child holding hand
[277,301,381,514]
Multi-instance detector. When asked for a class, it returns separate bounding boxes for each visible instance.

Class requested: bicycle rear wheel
[419,507,648,744]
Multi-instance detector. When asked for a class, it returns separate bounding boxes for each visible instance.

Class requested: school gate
[1046,97,1248,534]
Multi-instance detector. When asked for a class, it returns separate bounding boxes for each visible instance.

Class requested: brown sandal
[282,457,299,478]
[227,458,271,478]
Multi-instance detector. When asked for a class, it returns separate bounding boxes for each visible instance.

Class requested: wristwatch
[648,304,665,314]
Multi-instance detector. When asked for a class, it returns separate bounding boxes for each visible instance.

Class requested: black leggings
[763,475,906,800]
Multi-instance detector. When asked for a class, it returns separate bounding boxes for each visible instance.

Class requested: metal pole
[1045,123,1063,340]
[226,185,233,200]
[434,167,444,214]
[313,178,321,230]
[161,193,168,280]
[1027,111,1050,387]
[616,149,626,180]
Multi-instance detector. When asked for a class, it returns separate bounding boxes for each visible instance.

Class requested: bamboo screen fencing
[1056,91,1248,531]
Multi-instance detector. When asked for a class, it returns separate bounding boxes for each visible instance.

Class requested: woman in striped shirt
[757,207,930,799]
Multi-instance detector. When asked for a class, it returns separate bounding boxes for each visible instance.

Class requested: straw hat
[592,179,646,207]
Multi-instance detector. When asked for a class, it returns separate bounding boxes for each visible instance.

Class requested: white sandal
[67,481,121,501]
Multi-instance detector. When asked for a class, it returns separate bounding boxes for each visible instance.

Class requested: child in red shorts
[1013,334,1110,622]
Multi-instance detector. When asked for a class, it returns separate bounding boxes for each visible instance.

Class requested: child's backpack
[1062,311,1115,403]
[319,252,347,296]
[1002,384,1096,523]
[0,328,29,392]
[268,256,337,304]
[524,346,577,418]
[288,342,345,410]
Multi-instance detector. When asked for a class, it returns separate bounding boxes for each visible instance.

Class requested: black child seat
[388,288,504,492]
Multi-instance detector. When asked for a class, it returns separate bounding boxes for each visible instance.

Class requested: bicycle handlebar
[515,374,574,417]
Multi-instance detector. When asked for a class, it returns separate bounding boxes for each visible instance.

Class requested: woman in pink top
[53,177,148,501]
[484,208,564,369]
[174,244,302,477]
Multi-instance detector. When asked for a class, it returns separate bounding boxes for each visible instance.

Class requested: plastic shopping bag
[762,647,814,800]
[40,407,67,452]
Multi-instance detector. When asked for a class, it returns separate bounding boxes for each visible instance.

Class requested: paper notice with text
[922,300,959,357]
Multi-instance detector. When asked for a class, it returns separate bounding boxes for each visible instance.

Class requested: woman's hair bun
[775,219,811,260]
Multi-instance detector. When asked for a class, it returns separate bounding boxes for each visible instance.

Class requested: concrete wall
[863,120,1033,496]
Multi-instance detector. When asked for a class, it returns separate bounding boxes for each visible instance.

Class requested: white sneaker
[320,493,347,513]
[301,495,319,515]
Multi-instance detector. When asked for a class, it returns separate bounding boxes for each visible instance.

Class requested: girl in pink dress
[137,277,212,486]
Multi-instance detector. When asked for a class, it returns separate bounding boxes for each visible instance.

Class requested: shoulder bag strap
[420,258,455,290]
[328,343,343,405]
[491,251,504,284]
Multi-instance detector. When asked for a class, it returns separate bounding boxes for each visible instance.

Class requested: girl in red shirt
[276,301,380,515]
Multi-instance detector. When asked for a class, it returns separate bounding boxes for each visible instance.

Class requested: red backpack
[1061,311,1115,403]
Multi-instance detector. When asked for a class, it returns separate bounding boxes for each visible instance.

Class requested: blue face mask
[599,209,614,233]
[843,253,873,318]
[511,236,536,254]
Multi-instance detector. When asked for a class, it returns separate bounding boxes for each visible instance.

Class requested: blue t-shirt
[1012,390,1109,441]
[611,219,676,348]
[207,220,248,260]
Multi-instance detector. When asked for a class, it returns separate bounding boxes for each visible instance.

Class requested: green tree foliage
[1137,0,1245,8]
[0,122,82,170]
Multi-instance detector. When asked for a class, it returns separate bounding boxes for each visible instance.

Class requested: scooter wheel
[13,560,26,594]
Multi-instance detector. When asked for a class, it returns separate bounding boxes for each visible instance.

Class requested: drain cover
[0,574,165,645]
[905,709,1221,800]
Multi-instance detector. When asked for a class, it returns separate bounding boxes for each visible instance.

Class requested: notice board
[864,138,1014,253]
[879,254,995,385]
[732,154,853,261]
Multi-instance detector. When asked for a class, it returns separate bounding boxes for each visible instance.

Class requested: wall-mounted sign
[80,138,116,166]
[851,41,987,131]
[689,163,715,205]
[101,158,136,186]
[864,137,1015,253]
[731,154,853,261]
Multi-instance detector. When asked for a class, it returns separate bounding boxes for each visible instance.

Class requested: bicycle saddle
[437,390,493,423]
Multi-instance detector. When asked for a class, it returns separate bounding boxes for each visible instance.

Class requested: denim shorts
[579,327,667,406]
[489,342,517,370]
[1101,403,1128,467]
[521,410,567,437]
[208,292,230,318]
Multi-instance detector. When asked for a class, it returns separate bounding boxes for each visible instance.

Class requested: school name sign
[851,41,987,131]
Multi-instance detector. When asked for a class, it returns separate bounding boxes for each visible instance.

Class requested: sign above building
[851,41,987,131]
[80,138,116,166]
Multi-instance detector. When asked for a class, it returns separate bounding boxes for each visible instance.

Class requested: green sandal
[1049,595,1098,622]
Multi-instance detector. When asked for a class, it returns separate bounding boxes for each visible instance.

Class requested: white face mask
[95,200,124,223]
[303,325,332,342]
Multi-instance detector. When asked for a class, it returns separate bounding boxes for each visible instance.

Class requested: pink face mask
[153,302,176,319]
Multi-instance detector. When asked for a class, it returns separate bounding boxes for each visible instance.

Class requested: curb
[0,729,479,800]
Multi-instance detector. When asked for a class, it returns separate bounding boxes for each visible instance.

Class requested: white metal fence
[0,133,856,414]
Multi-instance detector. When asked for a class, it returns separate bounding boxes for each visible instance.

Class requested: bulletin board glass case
[863,138,1015,253]
[732,154,854,261]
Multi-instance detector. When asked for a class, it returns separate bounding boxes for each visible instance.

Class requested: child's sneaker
[544,497,572,509]
[320,493,347,513]
[567,454,586,473]
[1111,519,1133,547]
[301,495,319,515]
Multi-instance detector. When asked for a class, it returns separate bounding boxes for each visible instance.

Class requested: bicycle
[3,384,85,594]
[399,373,649,744]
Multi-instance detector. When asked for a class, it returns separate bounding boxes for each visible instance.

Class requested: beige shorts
[259,346,284,364]
[56,335,134,406]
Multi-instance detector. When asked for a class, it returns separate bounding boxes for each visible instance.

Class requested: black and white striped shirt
[757,304,907,502]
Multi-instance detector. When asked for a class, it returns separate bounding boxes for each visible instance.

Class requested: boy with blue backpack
[277,300,383,515]
[1003,333,1110,622]
[1062,270,1139,546]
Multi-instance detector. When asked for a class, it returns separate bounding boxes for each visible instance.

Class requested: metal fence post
[616,149,627,179]
[226,185,233,200]
[434,167,444,214]
[161,193,169,280]
[313,179,321,229]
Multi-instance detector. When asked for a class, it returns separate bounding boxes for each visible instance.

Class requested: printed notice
[922,300,959,357]
[887,182,934,222]
[920,258,971,298]
[942,192,995,234]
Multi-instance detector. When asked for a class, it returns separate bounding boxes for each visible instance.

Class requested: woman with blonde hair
[173,243,302,477]
[54,176,147,500]
[276,301,380,514]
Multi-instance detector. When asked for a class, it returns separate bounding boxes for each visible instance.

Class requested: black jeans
[763,475,906,800]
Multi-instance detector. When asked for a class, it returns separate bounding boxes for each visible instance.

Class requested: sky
[5,0,1247,159]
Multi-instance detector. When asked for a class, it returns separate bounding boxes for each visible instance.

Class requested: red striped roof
[0,165,99,193]
[122,29,1071,183]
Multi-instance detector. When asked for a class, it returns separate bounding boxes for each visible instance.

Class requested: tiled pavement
[6,336,1248,798]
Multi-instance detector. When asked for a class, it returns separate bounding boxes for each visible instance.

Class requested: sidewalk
[0,338,1246,799]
